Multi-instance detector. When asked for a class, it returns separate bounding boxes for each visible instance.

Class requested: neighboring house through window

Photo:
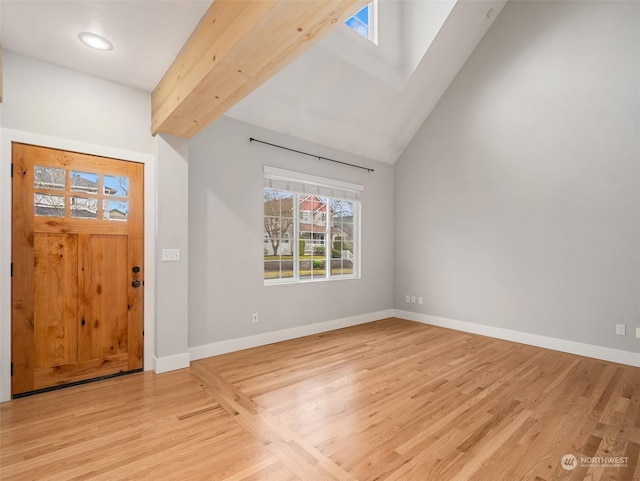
[264,167,362,283]
[33,166,129,221]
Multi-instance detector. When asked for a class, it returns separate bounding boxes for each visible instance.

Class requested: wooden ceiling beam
[151,0,367,138]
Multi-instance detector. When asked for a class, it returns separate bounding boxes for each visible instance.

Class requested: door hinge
[10,163,14,177]
[11,363,13,376]
[10,263,13,277]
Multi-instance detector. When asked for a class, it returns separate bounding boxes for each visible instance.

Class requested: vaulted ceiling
[0,0,507,164]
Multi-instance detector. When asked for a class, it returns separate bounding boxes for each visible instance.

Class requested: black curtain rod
[249,138,374,173]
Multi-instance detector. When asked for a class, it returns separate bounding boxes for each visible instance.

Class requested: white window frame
[264,167,362,285]
[345,0,378,45]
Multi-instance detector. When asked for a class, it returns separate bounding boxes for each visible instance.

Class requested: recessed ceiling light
[78,32,113,51]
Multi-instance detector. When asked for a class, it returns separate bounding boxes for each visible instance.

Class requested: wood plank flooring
[2,318,640,480]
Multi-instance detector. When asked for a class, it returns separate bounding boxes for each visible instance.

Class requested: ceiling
[0,0,507,164]
[0,0,211,92]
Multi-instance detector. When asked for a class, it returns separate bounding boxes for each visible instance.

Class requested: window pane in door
[70,196,98,219]
[104,175,129,197]
[34,166,66,190]
[34,193,65,217]
[103,200,128,221]
[70,171,99,194]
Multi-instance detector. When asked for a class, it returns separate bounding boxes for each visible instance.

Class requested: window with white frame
[264,167,362,283]
[344,1,377,44]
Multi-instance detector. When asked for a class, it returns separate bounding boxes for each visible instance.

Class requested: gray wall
[395,0,640,351]
[188,116,394,348]
[155,134,189,362]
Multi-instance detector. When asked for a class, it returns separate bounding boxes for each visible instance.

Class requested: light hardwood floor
[2,318,640,480]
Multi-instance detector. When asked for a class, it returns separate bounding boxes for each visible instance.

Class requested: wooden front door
[11,143,144,396]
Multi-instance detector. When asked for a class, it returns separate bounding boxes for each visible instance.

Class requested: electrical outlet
[252,313,259,323]
[405,295,410,303]
[418,297,423,305]
[616,324,626,336]
[411,296,416,303]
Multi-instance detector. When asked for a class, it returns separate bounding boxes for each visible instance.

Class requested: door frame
[0,129,156,402]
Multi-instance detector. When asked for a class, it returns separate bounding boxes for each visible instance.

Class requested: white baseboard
[145,355,156,373]
[189,309,395,361]
[395,309,640,368]
[153,352,190,374]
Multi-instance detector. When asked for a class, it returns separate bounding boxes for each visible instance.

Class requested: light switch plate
[161,248,180,262]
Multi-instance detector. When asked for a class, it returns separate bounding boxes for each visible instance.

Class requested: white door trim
[0,129,156,402]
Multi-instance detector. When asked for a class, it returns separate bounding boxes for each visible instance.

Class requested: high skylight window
[345,1,377,44]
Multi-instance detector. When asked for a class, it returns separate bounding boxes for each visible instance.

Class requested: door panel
[78,234,129,361]
[33,354,129,391]
[33,233,78,368]
[11,143,144,396]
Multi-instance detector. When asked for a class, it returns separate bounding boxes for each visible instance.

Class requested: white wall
[226,0,505,165]
[316,0,404,88]
[188,116,394,350]
[395,1,640,353]
[402,0,457,82]
[0,52,158,401]
[1,52,154,155]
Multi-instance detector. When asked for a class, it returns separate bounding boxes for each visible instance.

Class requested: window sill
[264,275,360,286]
